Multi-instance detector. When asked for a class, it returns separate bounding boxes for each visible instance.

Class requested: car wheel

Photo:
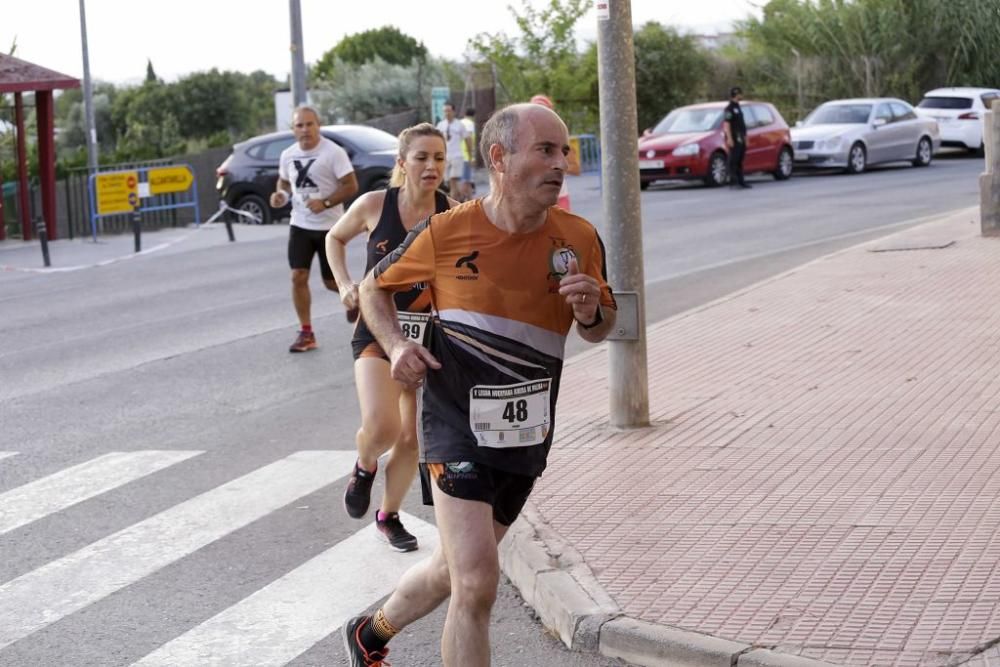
[704,152,728,187]
[640,180,650,191]
[913,137,933,167]
[773,147,793,180]
[235,193,270,225]
[846,143,867,174]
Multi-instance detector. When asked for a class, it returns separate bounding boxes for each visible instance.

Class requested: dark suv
[216,124,397,224]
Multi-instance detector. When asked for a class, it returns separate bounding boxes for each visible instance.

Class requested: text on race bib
[469,379,551,449]
[398,312,430,347]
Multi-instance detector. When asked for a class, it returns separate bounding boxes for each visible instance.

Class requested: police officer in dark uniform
[724,86,751,189]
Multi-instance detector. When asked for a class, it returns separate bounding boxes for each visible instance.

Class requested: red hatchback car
[638,101,795,188]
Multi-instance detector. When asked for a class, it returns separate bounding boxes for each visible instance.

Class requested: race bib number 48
[398,312,430,346]
[470,379,551,449]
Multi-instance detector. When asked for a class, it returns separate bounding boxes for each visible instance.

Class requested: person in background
[724,86,751,189]
[272,105,358,353]
[436,103,473,199]
[460,108,477,201]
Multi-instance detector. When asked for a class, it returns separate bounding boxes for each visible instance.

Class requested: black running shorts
[420,461,536,526]
[288,225,334,281]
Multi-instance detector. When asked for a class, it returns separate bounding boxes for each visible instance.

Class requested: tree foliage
[51,69,281,163]
[314,26,428,81]
[633,22,712,132]
[734,0,1000,121]
[469,0,598,131]
[312,56,447,123]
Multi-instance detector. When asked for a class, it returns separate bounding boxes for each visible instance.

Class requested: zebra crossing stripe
[132,513,438,666]
[0,450,357,650]
[0,451,202,536]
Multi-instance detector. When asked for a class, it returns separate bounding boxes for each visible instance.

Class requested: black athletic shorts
[420,461,536,526]
[288,225,334,281]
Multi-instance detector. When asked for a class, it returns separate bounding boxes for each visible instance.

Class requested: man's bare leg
[291,268,311,326]
[379,485,507,666]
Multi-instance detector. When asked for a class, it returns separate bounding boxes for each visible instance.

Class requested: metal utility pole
[791,47,804,121]
[78,0,99,217]
[597,0,649,428]
[289,0,307,106]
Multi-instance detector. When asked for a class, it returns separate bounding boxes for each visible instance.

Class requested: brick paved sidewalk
[532,209,1000,666]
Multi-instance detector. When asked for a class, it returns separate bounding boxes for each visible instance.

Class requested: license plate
[639,159,664,169]
[794,153,809,161]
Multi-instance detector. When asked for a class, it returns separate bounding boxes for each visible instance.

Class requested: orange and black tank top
[353,187,450,345]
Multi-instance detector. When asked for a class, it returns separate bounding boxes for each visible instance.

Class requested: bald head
[479,103,568,172]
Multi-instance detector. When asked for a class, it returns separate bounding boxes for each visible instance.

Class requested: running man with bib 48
[342,103,617,666]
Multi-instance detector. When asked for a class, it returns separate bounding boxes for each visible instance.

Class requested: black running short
[288,225,334,281]
[420,461,536,526]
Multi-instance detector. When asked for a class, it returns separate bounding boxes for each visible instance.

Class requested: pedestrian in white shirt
[271,105,358,353]
[435,103,472,200]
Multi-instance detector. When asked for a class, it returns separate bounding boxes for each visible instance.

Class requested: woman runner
[325,123,456,551]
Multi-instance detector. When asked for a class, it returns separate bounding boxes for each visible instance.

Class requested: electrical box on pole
[596,0,650,428]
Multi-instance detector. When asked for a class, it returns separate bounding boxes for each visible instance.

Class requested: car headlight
[820,137,842,150]
[672,143,700,157]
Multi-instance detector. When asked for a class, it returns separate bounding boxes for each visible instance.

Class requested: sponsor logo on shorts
[445,462,477,478]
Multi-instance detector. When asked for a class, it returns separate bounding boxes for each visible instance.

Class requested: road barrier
[88,164,199,244]
[572,134,601,173]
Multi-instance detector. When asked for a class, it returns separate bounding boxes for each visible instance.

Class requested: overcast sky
[4,0,761,84]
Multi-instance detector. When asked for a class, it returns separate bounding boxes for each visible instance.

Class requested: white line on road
[0,452,17,463]
[0,450,357,650]
[131,513,438,666]
[0,451,202,536]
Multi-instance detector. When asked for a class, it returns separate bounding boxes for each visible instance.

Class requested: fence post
[37,218,51,267]
[981,99,1000,237]
[132,210,142,252]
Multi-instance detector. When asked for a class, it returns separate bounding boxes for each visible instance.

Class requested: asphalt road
[0,152,984,666]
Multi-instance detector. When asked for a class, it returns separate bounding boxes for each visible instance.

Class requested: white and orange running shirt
[373,199,616,477]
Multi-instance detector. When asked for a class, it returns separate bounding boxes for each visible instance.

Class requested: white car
[915,87,1000,154]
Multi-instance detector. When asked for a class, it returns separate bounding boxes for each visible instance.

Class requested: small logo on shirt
[455,251,480,280]
[548,247,577,279]
[375,239,389,254]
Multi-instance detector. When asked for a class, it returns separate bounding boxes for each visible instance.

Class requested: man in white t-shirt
[435,102,472,199]
[271,105,358,353]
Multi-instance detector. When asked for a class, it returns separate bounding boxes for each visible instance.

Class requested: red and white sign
[596,0,610,20]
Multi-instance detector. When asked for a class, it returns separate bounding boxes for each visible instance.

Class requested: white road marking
[0,451,202,536]
[0,450,357,650]
[132,513,438,666]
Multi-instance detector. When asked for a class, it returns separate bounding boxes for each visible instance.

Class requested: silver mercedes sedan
[790,98,940,173]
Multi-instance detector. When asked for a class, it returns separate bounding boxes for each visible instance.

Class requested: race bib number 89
[398,312,430,346]
[470,379,551,449]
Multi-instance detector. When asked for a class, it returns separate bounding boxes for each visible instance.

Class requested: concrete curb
[501,502,840,666]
